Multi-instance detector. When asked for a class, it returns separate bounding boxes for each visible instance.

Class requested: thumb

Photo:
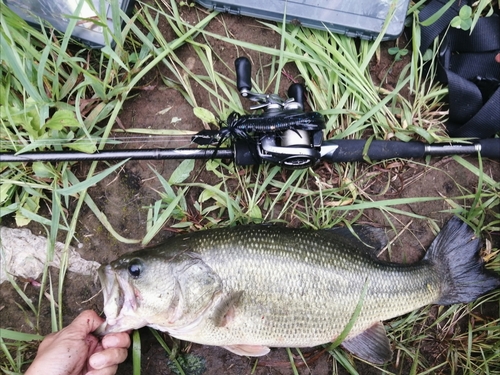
[70,310,105,335]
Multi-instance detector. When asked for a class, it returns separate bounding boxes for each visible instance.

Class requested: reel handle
[235,57,252,93]
[287,83,305,110]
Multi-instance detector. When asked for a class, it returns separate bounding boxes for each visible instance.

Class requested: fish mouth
[94,264,138,336]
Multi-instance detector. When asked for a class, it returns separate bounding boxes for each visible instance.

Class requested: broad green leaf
[45,110,79,130]
[450,16,462,29]
[32,161,55,178]
[65,140,98,153]
[247,204,262,219]
[198,182,223,203]
[0,183,13,204]
[422,49,434,62]
[461,18,472,30]
[193,107,217,125]
[25,97,42,132]
[388,47,399,55]
[169,159,194,185]
[459,5,472,19]
[15,210,31,226]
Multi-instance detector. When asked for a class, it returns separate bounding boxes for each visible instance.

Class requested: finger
[36,332,57,350]
[85,364,118,375]
[71,310,105,335]
[101,332,131,349]
[86,334,100,354]
[89,348,128,369]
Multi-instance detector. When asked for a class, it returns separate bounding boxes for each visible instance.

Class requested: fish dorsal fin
[223,344,270,357]
[341,322,392,364]
[326,225,387,255]
[210,291,244,327]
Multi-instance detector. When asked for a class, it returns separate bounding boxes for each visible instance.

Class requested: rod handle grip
[477,138,500,159]
[321,140,425,162]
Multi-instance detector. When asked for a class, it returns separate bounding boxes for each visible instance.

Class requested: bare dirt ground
[1,1,499,375]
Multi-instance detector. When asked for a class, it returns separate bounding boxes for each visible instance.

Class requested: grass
[1,0,499,374]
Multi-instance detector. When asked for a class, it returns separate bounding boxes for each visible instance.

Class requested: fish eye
[128,259,143,278]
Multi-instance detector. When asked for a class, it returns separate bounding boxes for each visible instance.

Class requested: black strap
[418,0,463,53]
[419,0,500,138]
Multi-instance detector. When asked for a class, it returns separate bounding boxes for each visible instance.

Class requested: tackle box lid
[194,0,411,40]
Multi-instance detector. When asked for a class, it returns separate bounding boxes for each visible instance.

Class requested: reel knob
[235,57,252,94]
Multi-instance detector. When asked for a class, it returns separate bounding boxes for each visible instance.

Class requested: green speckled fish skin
[96,218,500,363]
[178,226,439,346]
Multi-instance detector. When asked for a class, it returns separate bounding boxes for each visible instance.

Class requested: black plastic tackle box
[194,0,411,40]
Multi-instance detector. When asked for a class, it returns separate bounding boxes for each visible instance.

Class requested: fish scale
[157,226,440,347]
[96,218,500,364]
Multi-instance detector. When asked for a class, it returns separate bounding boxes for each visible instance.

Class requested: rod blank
[0,148,234,163]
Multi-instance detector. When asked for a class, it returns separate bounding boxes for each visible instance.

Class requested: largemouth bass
[95,217,499,364]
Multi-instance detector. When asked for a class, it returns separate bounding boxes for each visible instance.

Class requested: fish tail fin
[424,217,500,305]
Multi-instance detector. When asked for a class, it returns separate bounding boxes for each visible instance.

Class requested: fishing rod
[1,57,499,166]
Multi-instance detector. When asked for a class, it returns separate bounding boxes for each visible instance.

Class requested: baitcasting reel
[193,57,326,169]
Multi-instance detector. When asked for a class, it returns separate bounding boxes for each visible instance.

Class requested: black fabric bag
[419,0,500,138]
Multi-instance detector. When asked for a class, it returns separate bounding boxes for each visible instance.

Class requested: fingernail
[89,353,105,369]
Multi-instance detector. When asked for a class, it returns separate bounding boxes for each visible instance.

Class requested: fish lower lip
[97,268,107,303]
[98,265,124,322]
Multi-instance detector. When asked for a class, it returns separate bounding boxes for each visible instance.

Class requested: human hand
[25,310,130,375]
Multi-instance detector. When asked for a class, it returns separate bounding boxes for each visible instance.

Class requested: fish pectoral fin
[341,322,392,364]
[211,291,243,327]
[223,344,270,357]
